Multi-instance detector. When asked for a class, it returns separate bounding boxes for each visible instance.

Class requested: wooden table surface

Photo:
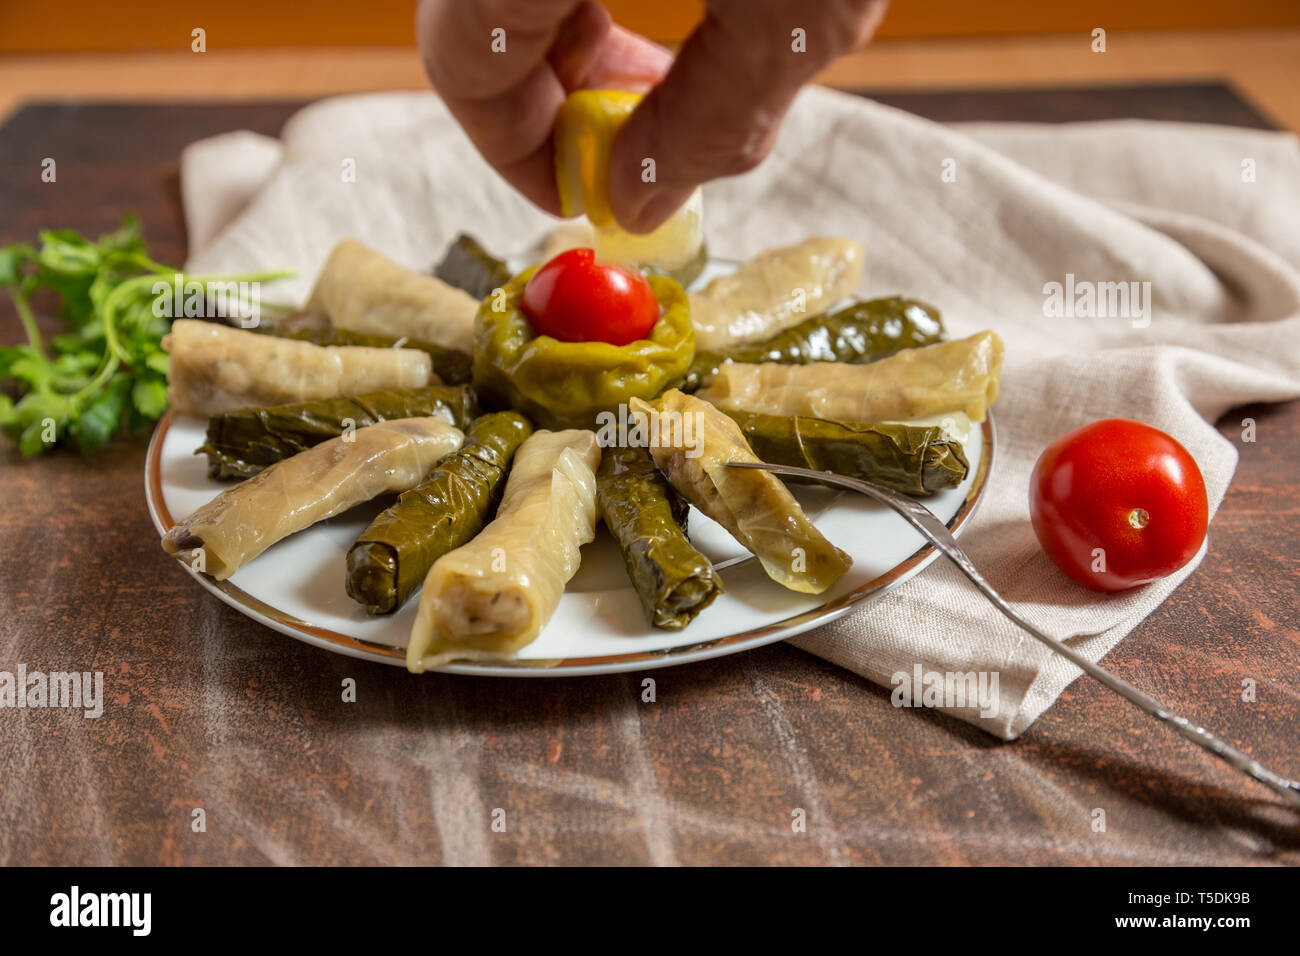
[1,85,1297,866]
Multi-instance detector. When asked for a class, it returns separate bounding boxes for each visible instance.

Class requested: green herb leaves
[0,216,292,456]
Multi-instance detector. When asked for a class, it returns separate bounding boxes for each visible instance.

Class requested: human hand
[417,0,889,232]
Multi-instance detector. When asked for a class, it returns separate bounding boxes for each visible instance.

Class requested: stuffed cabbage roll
[164,319,433,417]
[597,445,723,630]
[688,238,864,349]
[406,429,602,671]
[257,312,473,385]
[723,411,968,496]
[697,331,1004,424]
[162,418,463,581]
[306,238,479,352]
[198,385,480,480]
[630,390,851,594]
[346,411,534,614]
[683,296,945,391]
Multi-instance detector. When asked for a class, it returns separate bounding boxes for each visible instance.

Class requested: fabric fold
[179,87,1300,738]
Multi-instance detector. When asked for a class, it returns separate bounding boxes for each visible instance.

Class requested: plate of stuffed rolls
[146,90,1002,676]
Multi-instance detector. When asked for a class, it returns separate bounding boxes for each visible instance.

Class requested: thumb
[607,2,886,234]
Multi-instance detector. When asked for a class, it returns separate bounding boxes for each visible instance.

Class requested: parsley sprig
[0,216,292,455]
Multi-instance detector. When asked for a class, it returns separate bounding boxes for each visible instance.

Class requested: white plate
[144,407,992,676]
[145,256,991,675]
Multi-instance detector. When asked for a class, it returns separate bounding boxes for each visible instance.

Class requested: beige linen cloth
[180,88,1300,739]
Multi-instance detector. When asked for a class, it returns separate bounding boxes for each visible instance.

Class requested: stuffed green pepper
[473,259,695,429]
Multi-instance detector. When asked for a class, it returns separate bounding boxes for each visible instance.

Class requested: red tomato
[1029,418,1209,592]
[519,248,660,346]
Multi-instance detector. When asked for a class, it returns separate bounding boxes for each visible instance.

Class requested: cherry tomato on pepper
[1029,418,1209,592]
[519,248,660,346]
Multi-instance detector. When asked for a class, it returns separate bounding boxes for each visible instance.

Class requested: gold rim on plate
[144,410,994,675]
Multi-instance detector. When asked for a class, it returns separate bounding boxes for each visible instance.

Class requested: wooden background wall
[3,0,1299,53]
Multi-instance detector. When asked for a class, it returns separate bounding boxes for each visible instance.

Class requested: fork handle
[729,461,1300,809]
[950,546,1300,809]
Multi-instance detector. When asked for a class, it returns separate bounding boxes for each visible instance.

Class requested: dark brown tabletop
[1,85,1296,866]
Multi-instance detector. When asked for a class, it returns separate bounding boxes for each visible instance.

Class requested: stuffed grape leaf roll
[596,445,723,630]
[346,411,534,615]
[164,319,434,416]
[630,390,851,595]
[722,411,968,496]
[433,233,512,301]
[162,418,464,581]
[682,296,945,391]
[696,331,1004,424]
[406,429,602,671]
[198,385,480,480]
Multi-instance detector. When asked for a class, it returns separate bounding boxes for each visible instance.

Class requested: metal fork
[728,460,1300,810]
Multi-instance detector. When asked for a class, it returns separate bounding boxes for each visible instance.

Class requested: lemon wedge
[555,89,640,227]
[554,89,706,282]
